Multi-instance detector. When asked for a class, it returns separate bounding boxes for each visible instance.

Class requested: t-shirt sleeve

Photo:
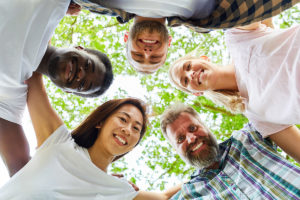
[38,124,71,150]
[247,117,292,138]
[0,85,27,125]
[225,23,272,47]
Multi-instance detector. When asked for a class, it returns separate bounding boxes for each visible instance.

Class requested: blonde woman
[169,19,300,163]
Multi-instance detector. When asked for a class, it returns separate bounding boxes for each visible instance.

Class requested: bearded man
[161,104,300,199]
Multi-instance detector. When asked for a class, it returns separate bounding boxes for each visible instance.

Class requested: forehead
[115,104,143,124]
[166,112,199,136]
[171,60,185,82]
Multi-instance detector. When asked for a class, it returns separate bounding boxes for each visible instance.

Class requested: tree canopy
[45,5,300,191]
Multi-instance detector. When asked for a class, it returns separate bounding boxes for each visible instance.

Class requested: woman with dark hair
[0,72,180,199]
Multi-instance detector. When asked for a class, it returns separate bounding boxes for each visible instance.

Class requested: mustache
[186,136,214,155]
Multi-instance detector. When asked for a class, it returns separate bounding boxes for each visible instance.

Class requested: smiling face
[47,47,107,96]
[170,58,219,93]
[97,104,144,157]
[126,20,171,73]
[166,112,219,168]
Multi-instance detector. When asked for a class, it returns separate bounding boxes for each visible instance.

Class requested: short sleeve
[38,125,71,150]
[246,116,292,138]
[0,84,27,125]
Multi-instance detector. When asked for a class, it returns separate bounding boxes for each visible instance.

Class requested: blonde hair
[169,49,245,114]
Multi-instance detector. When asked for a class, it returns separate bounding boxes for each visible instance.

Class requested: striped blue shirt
[172,124,300,200]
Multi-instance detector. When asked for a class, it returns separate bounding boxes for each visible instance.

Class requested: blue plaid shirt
[72,0,298,33]
[172,123,300,200]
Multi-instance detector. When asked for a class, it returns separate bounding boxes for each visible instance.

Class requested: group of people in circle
[0,0,299,199]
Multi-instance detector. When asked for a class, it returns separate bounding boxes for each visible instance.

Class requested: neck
[205,161,220,170]
[88,144,114,173]
[134,16,166,24]
[36,45,56,76]
[214,64,238,91]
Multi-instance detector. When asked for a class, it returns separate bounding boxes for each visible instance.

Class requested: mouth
[113,134,128,146]
[197,69,205,85]
[139,39,159,45]
[66,58,78,84]
[191,141,204,152]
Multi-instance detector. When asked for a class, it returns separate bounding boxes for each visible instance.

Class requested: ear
[168,36,172,47]
[124,31,129,43]
[200,55,210,62]
[193,92,204,96]
[75,45,84,50]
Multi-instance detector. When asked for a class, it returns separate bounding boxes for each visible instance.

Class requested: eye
[177,135,185,144]
[134,53,143,58]
[119,117,127,123]
[133,126,140,132]
[186,63,191,71]
[78,80,85,91]
[184,77,188,86]
[84,60,89,70]
[188,125,197,132]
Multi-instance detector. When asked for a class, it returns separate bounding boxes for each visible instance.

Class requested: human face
[127,20,171,72]
[47,47,106,95]
[171,58,219,92]
[166,112,219,168]
[97,104,143,157]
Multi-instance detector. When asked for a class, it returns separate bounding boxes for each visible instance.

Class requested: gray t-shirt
[101,0,215,19]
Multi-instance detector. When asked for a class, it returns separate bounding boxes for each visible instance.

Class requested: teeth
[68,66,73,80]
[142,39,156,44]
[115,135,126,145]
[192,142,203,152]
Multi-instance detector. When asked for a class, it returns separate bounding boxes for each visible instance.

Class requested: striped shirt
[172,123,300,200]
[72,0,298,33]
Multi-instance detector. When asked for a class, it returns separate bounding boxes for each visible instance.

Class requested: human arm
[26,72,64,147]
[269,125,300,163]
[66,1,81,15]
[237,18,274,30]
[134,184,182,200]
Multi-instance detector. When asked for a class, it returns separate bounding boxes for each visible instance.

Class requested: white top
[100,0,215,19]
[225,24,300,137]
[0,0,69,124]
[0,125,138,200]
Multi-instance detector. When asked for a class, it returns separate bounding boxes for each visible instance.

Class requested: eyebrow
[120,111,142,127]
[86,82,92,91]
[92,59,95,72]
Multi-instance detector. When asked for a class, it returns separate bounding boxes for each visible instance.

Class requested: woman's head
[169,53,245,114]
[72,98,148,161]
[169,54,219,93]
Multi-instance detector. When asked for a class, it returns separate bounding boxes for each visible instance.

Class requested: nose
[143,46,153,54]
[186,132,196,144]
[189,71,196,79]
[121,126,130,136]
[76,67,86,81]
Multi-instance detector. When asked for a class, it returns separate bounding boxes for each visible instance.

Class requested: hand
[111,174,140,191]
[66,2,81,16]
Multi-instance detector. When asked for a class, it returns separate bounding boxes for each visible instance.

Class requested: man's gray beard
[185,134,220,169]
[130,20,169,43]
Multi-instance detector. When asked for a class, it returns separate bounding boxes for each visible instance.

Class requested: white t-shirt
[225,24,300,137]
[100,0,215,19]
[0,0,69,124]
[0,125,138,200]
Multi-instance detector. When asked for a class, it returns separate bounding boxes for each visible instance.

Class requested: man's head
[161,104,220,169]
[46,46,113,97]
[124,17,172,74]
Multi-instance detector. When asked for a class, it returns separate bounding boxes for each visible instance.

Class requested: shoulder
[37,125,71,150]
